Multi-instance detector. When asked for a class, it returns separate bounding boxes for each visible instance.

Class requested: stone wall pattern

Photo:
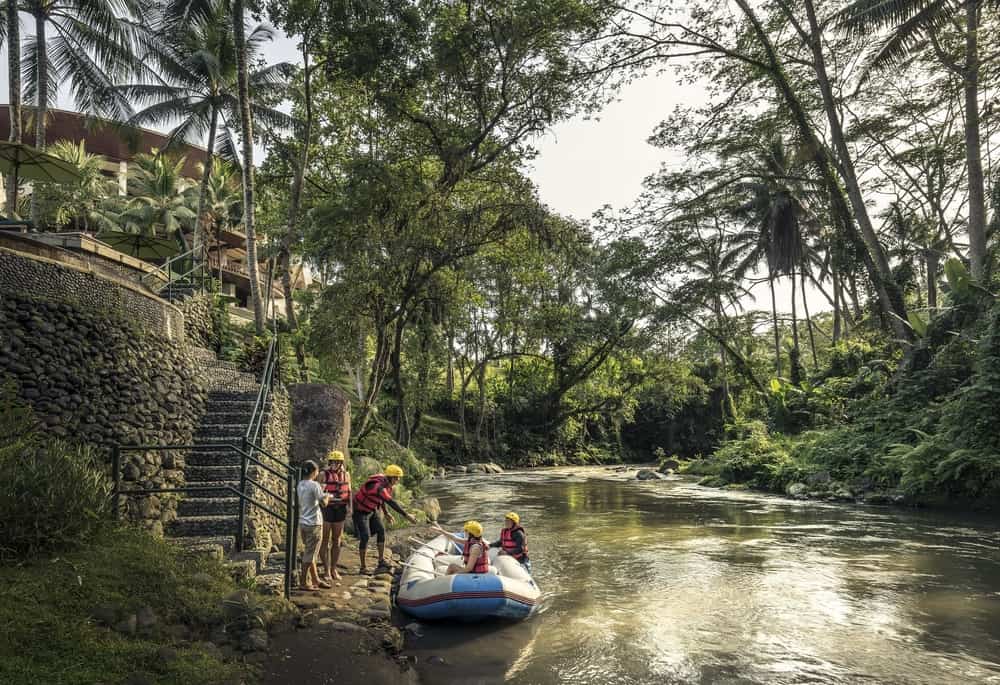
[0,289,207,536]
[178,293,217,350]
[246,385,292,551]
[0,248,184,340]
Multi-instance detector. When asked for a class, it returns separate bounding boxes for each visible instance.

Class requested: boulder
[636,469,666,481]
[288,383,352,466]
[658,458,681,473]
[239,628,269,652]
[467,463,488,473]
[786,482,809,498]
[414,496,442,522]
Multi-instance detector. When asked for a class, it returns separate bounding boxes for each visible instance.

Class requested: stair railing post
[236,439,248,553]
[284,469,294,599]
[111,445,121,522]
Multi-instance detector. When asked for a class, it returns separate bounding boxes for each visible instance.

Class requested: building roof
[0,108,209,178]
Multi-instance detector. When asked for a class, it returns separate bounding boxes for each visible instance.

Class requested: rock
[136,606,158,633]
[190,571,216,587]
[448,465,467,473]
[319,619,366,632]
[374,573,393,582]
[403,622,424,638]
[427,656,448,666]
[90,602,119,627]
[658,458,680,473]
[362,608,391,620]
[414,496,442,522]
[636,469,666,480]
[240,628,269,652]
[114,614,137,636]
[786,482,809,498]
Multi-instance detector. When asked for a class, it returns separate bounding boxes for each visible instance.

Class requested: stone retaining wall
[177,293,217,350]
[246,386,292,551]
[0,291,207,535]
[0,246,184,340]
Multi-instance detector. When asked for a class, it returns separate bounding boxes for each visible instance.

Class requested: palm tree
[115,0,292,261]
[837,0,989,282]
[118,152,196,237]
[728,137,810,379]
[39,139,119,231]
[21,0,139,227]
[6,0,22,215]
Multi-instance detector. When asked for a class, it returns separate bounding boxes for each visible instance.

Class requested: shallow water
[405,467,1000,685]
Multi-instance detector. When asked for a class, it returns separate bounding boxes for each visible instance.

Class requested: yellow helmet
[384,464,404,478]
[327,450,345,462]
[505,512,520,524]
[463,520,483,538]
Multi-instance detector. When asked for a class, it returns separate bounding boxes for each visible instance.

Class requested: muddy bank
[257,524,438,685]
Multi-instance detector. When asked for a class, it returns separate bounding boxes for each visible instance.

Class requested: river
[403,466,1000,685]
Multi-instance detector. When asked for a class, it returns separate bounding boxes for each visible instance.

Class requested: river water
[404,467,1000,685]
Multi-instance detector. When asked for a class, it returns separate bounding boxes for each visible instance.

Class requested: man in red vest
[352,464,418,575]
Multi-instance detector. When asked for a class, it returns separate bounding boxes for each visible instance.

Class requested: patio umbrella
[95,231,182,262]
[0,142,83,185]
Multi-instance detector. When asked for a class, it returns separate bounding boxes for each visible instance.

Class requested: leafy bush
[0,390,111,560]
[713,420,803,490]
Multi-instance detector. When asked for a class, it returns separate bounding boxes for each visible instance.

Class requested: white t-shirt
[297,479,325,527]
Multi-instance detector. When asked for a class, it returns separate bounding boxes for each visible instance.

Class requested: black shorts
[352,509,385,545]
[322,502,348,524]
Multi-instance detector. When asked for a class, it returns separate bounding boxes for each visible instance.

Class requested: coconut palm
[37,139,120,231]
[836,0,989,282]
[114,0,292,260]
[118,152,196,238]
[21,0,140,227]
[6,0,23,215]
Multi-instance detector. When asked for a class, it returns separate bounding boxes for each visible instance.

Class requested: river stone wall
[288,383,352,467]
[0,290,207,535]
[177,293,217,350]
[246,386,292,551]
[0,246,184,340]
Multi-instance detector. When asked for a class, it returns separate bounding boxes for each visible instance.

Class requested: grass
[0,526,248,685]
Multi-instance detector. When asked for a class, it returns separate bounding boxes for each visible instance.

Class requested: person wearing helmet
[319,450,351,582]
[352,464,418,575]
[432,521,491,575]
[489,511,530,572]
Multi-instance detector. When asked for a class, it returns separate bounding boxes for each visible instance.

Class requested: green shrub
[713,421,802,491]
[0,390,111,560]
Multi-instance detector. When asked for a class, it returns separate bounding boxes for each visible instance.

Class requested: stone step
[202,368,259,394]
[178,496,242,517]
[182,480,240,497]
[189,346,218,362]
[186,464,242,482]
[168,515,238,538]
[195,424,248,441]
[206,395,266,408]
[203,358,242,371]
[171,534,236,557]
[186,450,244,467]
[200,411,260,425]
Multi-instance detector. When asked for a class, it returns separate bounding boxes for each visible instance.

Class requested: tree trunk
[769,272,782,375]
[232,0,264,333]
[391,317,410,447]
[790,270,799,358]
[801,270,818,369]
[6,0,21,214]
[963,0,987,281]
[474,362,487,455]
[446,326,455,395]
[194,105,218,263]
[926,250,939,309]
[832,273,842,345]
[714,295,729,418]
[29,13,46,228]
[354,321,389,438]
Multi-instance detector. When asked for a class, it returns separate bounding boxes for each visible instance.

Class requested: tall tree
[22,0,137,227]
[6,0,21,214]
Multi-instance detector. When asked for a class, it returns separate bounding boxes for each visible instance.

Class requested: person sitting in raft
[490,511,531,573]
[352,464,418,575]
[432,521,491,575]
[319,450,351,583]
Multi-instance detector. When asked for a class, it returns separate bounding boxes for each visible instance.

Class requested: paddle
[400,561,447,577]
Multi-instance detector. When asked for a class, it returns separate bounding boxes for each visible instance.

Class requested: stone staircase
[168,347,287,589]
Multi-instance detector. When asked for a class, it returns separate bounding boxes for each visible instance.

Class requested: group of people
[295,450,530,591]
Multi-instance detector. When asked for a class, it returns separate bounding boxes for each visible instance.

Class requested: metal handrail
[111,442,297,599]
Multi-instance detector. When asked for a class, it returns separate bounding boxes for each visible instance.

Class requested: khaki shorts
[300,525,323,565]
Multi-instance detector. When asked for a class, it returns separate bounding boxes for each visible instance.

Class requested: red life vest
[500,524,528,560]
[462,537,490,574]
[322,468,351,503]
[354,474,392,513]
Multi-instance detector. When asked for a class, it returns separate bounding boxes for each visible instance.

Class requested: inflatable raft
[395,533,540,621]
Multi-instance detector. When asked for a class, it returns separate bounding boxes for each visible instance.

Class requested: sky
[0,23,830,315]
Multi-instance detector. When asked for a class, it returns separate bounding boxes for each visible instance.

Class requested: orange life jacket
[500,524,528,561]
[322,467,350,503]
[462,537,490,574]
[354,474,392,513]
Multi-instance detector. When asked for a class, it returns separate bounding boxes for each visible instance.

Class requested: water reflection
[405,467,1000,684]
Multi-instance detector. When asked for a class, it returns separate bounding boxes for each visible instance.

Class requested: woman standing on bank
[319,450,351,582]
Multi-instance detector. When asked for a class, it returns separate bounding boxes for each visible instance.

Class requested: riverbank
[257,524,438,685]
